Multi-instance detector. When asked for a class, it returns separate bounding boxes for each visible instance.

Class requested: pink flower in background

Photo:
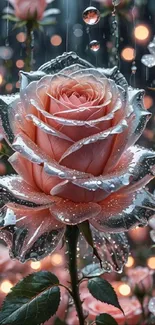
[95,0,131,8]
[0,52,155,269]
[127,267,154,293]
[8,0,47,20]
[67,287,142,325]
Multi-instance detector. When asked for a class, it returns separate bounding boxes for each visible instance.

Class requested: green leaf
[2,14,20,22]
[88,278,123,313]
[54,318,67,325]
[96,313,118,325]
[82,263,105,278]
[0,271,60,325]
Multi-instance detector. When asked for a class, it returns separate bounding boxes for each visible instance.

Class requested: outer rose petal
[0,204,65,262]
[90,226,129,273]
[104,88,151,172]
[0,175,54,206]
[91,189,155,232]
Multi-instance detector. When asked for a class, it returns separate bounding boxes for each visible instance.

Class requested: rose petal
[12,132,95,182]
[0,204,65,262]
[0,94,20,143]
[59,119,127,163]
[90,225,129,273]
[0,175,53,206]
[26,114,74,142]
[104,89,151,172]
[91,189,155,232]
[38,52,94,74]
[51,200,101,225]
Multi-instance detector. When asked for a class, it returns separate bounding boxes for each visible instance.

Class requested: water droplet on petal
[89,40,100,52]
[83,7,100,25]
[131,65,137,74]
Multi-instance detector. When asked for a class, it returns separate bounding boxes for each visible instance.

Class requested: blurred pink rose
[127,267,154,293]
[128,227,148,243]
[67,288,142,325]
[8,0,47,20]
[0,162,6,175]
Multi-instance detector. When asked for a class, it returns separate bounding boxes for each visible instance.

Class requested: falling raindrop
[83,6,100,25]
[89,40,100,52]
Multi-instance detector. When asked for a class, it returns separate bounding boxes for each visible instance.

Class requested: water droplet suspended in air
[83,6,100,25]
[89,40,100,52]
[131,65,137,74]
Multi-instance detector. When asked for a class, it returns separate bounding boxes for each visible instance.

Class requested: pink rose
[8,0,47,20]
[0,162,6,175]
[0,52,155,266]
[127,267,154,293]
[67,289,142,325]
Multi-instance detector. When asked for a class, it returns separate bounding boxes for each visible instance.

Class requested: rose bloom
[67,288,142,325]
[127,267,154,293]
[0,52,155,265]
[8,0,48,20]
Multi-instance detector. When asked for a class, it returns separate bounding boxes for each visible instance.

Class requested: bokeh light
[50,35,62,46]
[16,60,24,69]
[5,83,13,92]
[16,32,26,43]
[30,261,41,270]
[147,257,155,269]
[0,75,3,85]
[134,25,150,41]
[121,47,135,61]
[51,253,63,266]
[126,256,135,268]
[118,284,131,296]
[143,95,153,109]
[0,281,13,294]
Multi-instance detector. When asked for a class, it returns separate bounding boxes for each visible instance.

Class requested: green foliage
[82,263,105,278]
[54,318,67,325]
[96,313,118,325]
[0,271,60,325]
[87,277,123,313]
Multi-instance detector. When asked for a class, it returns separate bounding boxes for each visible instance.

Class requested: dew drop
[89,40,100,52]
[131,65,137,74]
[83,7,100,25]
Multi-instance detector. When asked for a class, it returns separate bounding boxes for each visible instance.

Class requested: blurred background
[0,0,155,323]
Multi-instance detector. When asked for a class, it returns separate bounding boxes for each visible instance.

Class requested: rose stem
[66,225,85,325]
[25,20,34,72]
